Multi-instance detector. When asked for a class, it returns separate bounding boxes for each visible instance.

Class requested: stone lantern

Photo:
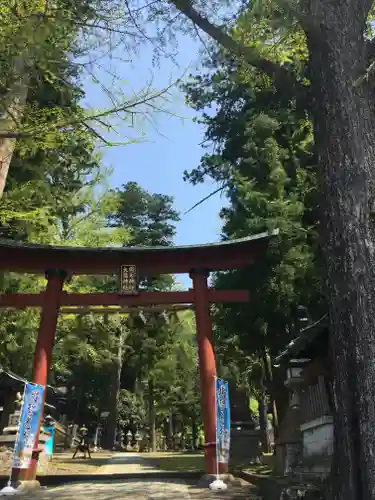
[126,430,133,451]
[281,359,309,472]
[285,359,309,411]
[134,430,141,452]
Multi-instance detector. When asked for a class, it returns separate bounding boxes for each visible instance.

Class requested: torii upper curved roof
[0,229,278,275]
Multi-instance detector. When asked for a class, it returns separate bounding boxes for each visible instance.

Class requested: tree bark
[192,416,198,450]
[170,0,303,95]
[105,323,125,449]
[258,358,271,454]
[74,386,83,425]
[258,395,271,454]
[0,57,29,198]
[148,377,157,452]
[305,1,375,498]
[262,351,279,438]
[167,412,174,450]
[0,9,55,198]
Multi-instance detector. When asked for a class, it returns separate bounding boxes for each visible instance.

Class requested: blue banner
[216,378,230,464]
[12,383,45,469]
[44,426,55,457]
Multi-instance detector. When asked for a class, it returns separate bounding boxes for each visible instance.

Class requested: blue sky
[82,34,226,287]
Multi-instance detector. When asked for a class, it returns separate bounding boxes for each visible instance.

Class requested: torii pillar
[190,269,227,475]
[11,269,66,485]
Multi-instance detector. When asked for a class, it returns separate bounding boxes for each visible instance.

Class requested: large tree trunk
[258,356,271,454]
[0,57,29,198]
[306,1,375,498]
[0,9,52,198]
[262,351,280,438]
[258,395,271,454]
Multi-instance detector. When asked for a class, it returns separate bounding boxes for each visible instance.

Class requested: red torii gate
[0,231,275,484]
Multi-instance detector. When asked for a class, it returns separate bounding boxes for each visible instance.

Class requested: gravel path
[26,478,262,499]
[97,453,160,475]
[19,453,262,499]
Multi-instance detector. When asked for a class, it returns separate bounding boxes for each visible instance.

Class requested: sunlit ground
[144,452,271,475]
[145,452,204,472]
[0,450,272,477]
[40,451,113,475]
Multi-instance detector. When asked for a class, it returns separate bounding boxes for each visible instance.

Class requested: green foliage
[0,308,41,376]
[152,311,200,422]
[108,181,180,247]
[0,0,175,201]
[125,309,200,437]
[0,17,102,239]
[52,314,117,422]
[0,0,94,143]
[183,22,325,408]
[0,0,197,442]
[118,390,147,429]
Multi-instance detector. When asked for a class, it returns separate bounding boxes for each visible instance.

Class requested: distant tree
[108,181,180,247]
[125,309,200,451]
[107,181,180,290]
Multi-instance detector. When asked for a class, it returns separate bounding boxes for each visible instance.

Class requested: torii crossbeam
[0,230,277,485]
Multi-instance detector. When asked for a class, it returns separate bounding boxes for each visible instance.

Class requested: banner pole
[214,376,219,479]
[209,376,227,491]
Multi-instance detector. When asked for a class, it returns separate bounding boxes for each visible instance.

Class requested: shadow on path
[27,477,262,500]
[20,453,262,499]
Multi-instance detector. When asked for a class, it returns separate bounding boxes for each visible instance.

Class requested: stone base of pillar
[0,479,40,496]
[196,473,242,489]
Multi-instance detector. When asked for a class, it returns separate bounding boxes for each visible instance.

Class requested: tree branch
[0,82,177,143]
[275,0,319,33]
[0,131,31,139]
[169,0,307,97]
[184,184,227,215]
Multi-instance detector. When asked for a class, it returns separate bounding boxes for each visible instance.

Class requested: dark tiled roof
[0,230,279,275]
[0,230,279,254]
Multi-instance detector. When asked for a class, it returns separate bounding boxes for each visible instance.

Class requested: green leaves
[118,390,147,429]
[182,8,325,402]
